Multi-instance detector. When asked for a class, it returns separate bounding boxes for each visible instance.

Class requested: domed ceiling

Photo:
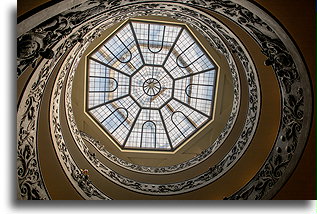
[17,0,314,200]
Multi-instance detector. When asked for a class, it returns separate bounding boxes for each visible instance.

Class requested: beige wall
[253,0,316,200]
[17,0,315,199]
[18,0,51,17]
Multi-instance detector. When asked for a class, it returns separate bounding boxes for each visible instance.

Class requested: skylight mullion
[174,68,215,80]
[123,108,142,147]
[172,98,209,118]
[106,35,132,63]
[109,110,128,134]
[162,28,184,66]
[87,20,217,151]
[158,109,173,149]
[90,57,130,77]
[88,94,129,111]
[107,39,135,65]
[147,24,165,54]
[129,22,145,65]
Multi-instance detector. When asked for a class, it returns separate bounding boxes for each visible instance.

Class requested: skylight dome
[87,19,218,151]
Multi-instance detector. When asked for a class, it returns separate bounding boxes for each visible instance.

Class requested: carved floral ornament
[17,0,312,200]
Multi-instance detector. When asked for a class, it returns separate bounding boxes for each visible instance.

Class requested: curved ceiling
[17,0,315,200]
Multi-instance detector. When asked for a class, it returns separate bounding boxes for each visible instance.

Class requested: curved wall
[17,0,315,200]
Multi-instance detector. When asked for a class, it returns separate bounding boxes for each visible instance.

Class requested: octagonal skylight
[86,19,218,151]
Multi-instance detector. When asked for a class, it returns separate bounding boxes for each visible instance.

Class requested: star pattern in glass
[87,20,218,151]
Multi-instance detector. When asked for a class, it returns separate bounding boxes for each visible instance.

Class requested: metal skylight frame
[86,19,218,152]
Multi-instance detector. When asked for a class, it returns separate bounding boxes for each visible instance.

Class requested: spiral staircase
[17,0,315,200]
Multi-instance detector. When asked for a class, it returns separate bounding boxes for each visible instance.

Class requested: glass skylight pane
[88,92,105,108]
[89,59,106,77]
[132,21,181,65]
[87,20,217,152]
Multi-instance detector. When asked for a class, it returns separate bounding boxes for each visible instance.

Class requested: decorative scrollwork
[17,0,312,200]
[58,3,259,195]
[66,6,243,175]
